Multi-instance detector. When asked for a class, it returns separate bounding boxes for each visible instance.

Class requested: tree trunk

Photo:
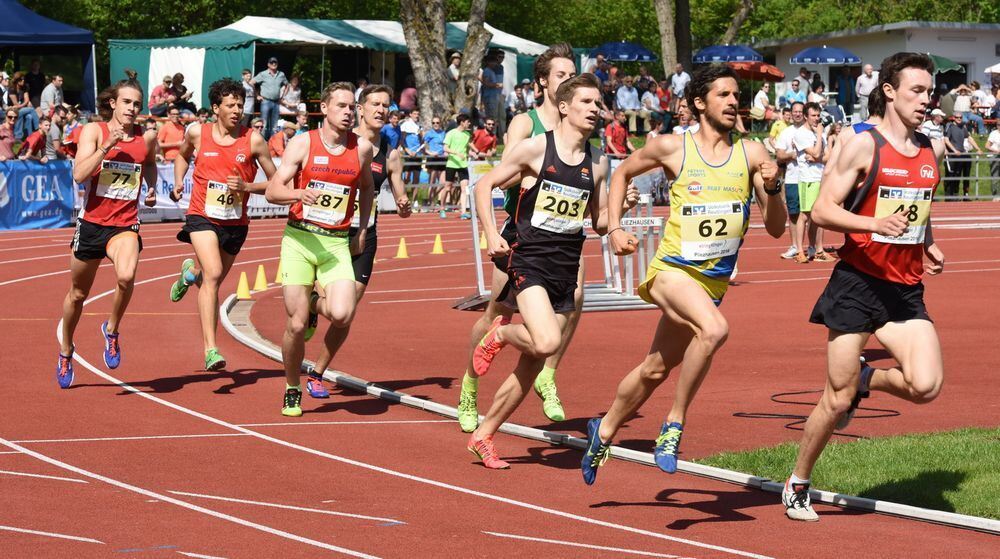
[400,0,451,129]
[652,0,677,78]
[453,0,493,115]
[720,0,754,45]
[674,0,692,71]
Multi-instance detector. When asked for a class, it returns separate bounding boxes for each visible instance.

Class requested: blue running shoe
[653,422,683,474]
[305,367,329,399]
[56,352,74,389]
[837,357,873,430]
[581,418,612,485]
[101,321,122,369]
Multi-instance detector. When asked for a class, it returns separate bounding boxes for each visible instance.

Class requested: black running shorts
[349,227,377,285]
[71,219,142,261]
[176,215,249,256]
[810,261,931,333]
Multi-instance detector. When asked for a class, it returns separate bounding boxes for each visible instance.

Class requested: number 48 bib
[531,180,589,234]
[96,160,142,201]
[679,201,744,260]
[205,180,243,220]
[871,186,932,245]
[303,179,351,227]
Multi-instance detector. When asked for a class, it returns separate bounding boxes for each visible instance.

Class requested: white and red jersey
[287,130,361,232]
[839,128,939,285]
[81,123,148,227]
[187,124,257,226]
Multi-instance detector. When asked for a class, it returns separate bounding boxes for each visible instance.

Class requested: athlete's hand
[609,227,639,256]
[759,160,778,188]
[486,234,509,258]
[170,183,183,202]
[103,127,125,150]
[144,186,157,207]
[351,231,365,256]
[622,182,640,211]
[925,242,945,275]
[300,188,320,206]
[872,211,909,237]
[396,196,412,218]
[227,167,247,192]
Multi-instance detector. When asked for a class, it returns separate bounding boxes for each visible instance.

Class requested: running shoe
[467,434,510,469]
[581,418,612,485]
[837,357,873,430]
[807,246,816,260]
[169,258,196,302]
[653,422,683,474]
[533,376,565,422]
[782,479,819,522]
[793,253,810,264]
[439,209,447,219]
[282,387,303,417]
[56,351,74,389]
[204,348,226,372]
[304,290,319,342]
[471,315,510,377]
[457,384,479,432]
[101,321,122,369]
[306,367,330,399]
[813,251,837,263]
[780,246,798,260]
[459,212,472,220]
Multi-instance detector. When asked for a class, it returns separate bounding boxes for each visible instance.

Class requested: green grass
[695,427,1000,519]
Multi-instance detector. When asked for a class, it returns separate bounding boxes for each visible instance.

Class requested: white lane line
[238,420,453,427]
[370,296,459,304]
[0,450,21,454]
[0,239,280,266]
[56,280,773,559]
[168,491,403,524]
[0,437,380,559]
[0,524,104,544]
[177,552,228,559]
[483,531,685,558]
[0,469,88,483]
[14,433,245,444]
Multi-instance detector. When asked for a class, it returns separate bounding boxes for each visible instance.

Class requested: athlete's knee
[66,286,89,305]
[115,270,136,290]
[529,330,562,357]
[285,315,308,336]
[908,376,942,403]
[200,267,223,287]
[822,388,856,416]
[697,317,729,352]
[325,304,355,328]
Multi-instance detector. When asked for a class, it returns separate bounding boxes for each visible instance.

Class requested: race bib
[530,180,589,234]
[205,180,243,221]
[871,186,933,245]
[95,160,141,201]
[302,179,351,227]
[349,195,377,229]
[679,200,745,260]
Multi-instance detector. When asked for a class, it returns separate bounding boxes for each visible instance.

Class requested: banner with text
[0,161,76,231]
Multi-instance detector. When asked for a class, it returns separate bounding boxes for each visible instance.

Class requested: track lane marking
[0,524,104,544]
[168,491,404,524]
[0,469,88,483]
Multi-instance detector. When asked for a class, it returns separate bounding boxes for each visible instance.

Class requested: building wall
[905,28,998,82]
[771,31,908,86]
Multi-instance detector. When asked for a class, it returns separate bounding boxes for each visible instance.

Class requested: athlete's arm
[589,150,611,235]
[72,123,115,183]
[355,139,375,233]
[142,129,159,207]
[607,134,680,255]
[474,136,543,257]
[745,141,786,238]
[171,124,198,201]
[386,148,412,217]
[265,133,312,206]
[822,127,856,177]
[811,133,908,236]
[242,129,277,194]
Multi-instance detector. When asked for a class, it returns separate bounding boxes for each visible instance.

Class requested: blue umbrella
[790,46,861,65]
[590,41,657,62]
[692,45,762,63]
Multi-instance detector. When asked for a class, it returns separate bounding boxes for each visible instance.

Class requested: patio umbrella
[728,61,785,82]
[984,62,1000,74]
[927,54,962,74]
[790,45,860,65]
[590,41,657,62]
[692,44,762,63]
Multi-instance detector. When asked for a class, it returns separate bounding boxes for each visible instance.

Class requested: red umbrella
[727,61,785,82]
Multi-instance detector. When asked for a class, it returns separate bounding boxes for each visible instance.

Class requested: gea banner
[0,161,75,231]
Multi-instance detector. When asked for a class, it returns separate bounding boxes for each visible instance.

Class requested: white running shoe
[807,246,816,260]
[783,479,820,522]
[780,246,798,259]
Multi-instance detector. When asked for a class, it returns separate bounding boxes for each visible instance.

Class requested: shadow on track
[71,367,286,394]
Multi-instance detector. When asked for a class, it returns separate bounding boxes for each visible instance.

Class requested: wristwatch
[764,179,782,196]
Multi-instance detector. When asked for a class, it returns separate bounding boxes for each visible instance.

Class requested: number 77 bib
[96,160,142,200]
[679,200,745,260]
[871,186,932,245]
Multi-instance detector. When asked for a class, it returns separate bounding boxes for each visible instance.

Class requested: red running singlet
[287,129,361,232]
[187,124,257,226]
[838,128,940,285]
[81,122,148,227]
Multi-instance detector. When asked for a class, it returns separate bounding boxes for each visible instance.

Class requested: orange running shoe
[472,315,510,377]
[467,434,510,469]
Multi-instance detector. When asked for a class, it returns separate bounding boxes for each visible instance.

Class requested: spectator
[423,116,447,196]
[279,74,302,115]
[18,116,49,162]
[448,53,462,93]
[793,67,811,91]
[808,82,826,105]
[355,77,368,102]
[441,113,473,218]
[952,83,986,134]
[655,79,671,124]
[641,81,664,127]
[0,108,16,161]
[835,67,855,115]
[601,80,617,113]
[972,81,996,119]
[38,75,64,116]
[400,110,424,185]
[253,57,288,140]
[646,111,664,140]
[471,118,497,158]
[751,82,773,132]
[943,113,982,199]
[636,65,655,90]
[987,123,1000,201]
[381,110,402,148]
[592,54,609,82]
[523,78,536,109]
[786,78,806,105]
[765,106,792,153]
[249,117,264,135]
[241,69,255,126]
[294,110,309,136]
[775,102,805,259]
[148,75,175,117]
[156,107,186,162]
[9,73,38,139]
[792,102,831,262]
[61,109,84,159]
[604,110,633,156]
[506,83,527,120]
[937,82,956,116]
[920,108,946,140]
[44,105,68,160]
[855,64,877,120]
[671,98,699,134]
[0,72,9,112]
[168,73,197,116]
[399,76,418,112]
[267,119,298,158]
[616,75,646,133]
[480,52,506,141]
[24,59,45,109]
[143,117,157,135]
[669,64,691,112]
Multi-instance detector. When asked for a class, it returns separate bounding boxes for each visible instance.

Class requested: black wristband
[764,182,782,196]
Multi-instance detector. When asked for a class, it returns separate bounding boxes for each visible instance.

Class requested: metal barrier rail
[940,153,1000,201]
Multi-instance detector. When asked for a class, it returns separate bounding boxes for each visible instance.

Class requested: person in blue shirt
[423,116,447,201]
[380,110,402,148]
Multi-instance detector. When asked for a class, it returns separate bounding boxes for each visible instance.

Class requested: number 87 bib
[303,179,351,227]
[531,180,589,234]
[871,186,932,245]
[679,200,745,260]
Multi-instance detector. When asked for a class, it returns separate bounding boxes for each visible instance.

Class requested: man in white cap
[919,108,946,140]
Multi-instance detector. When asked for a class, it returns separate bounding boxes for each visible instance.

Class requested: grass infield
[695,427,1000,519]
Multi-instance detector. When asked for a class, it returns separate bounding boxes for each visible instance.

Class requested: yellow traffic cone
[394,237,409,259]
[273,260,283,284]
[431,234,445,255]
[479,231,487,249]
[236,271,252,300]
[253,264,268,291]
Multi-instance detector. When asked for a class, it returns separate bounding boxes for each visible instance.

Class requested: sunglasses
[6,115,16,120]
[253,124,264,128]
[432,121,441,124]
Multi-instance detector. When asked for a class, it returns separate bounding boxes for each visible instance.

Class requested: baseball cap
[0,72,8,80]
[268,57,279,64]
[930,109,945,117]
[450,52,461,60]
[163,75,172,82]
[521,79,531,85]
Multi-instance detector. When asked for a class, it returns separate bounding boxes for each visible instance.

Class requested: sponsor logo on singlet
[202,152,219,157]
[688,181,703,195]
[920,164,935,179]
[882,167,909,177]
[236,153,247,163]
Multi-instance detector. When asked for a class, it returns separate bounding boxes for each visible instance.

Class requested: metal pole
[321,46,326,89]
[382,51,386,84]
[91,43,98,109]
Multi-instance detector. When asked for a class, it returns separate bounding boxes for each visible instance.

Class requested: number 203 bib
[679,200,744,260]
[531,180,589,234]
[871,186,932,245]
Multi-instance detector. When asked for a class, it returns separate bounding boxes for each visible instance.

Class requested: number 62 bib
[871,186,932,245]
[531,180,589,234]
[679,200,744,260]
[303,179,351,227]
[96,160,142,201]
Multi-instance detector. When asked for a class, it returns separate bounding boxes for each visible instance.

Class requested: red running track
[0,204,997,558]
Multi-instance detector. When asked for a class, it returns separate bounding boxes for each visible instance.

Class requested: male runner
[58,79,158,388]
[304,84,412,398]
[265,82,374,417]
[581,65,787,485]
[467,74,615,469]
[782,52,945,522]
[168,78,276,371]
[457,43,579,432]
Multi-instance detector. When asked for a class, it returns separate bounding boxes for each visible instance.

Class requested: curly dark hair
[208,78,246,107]
[685,64,740,119]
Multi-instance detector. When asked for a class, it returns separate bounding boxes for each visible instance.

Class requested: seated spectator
[951,84,986,135]
[249,117,264,134]
[0,108,16,161]
[471,118,497,158]
[45,105,68,161]
[381,110,402,148]
[18,116,50,162]
[808,82,827,105]
[268,120,298,158]
[641,81,664,126]
[294,110,309,136]
[786,79,806,105]
[920,108,946,140]
[148,75,175,117]
[157,107,186,162]
[604,110,634,156]
[169,73,197,116]
[9,72,38,140]
[279,74,302,115]
[615,76,648,134]
[507,83,527,121]
[62,109,85,159]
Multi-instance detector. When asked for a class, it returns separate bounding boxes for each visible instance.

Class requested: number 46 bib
[303,179,351,227]
[679,201,744,260]
[205,180,243,220]
[871,186,932,245]
[531,180,589,234]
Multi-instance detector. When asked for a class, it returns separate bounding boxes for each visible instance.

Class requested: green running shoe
[533,376,565,422]
[304,290,319,341]
[457,385,479,432]
[169,258,196,302]
[282,387,303,417]
[204,348,226,371]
